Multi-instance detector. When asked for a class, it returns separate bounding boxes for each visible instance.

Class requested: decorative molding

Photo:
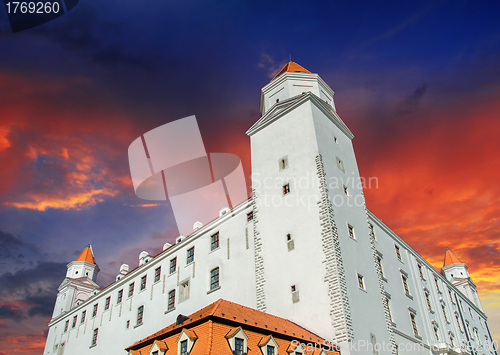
[315,154,353,343]
[252,189,266,312]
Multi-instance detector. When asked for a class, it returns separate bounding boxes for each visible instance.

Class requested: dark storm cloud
[0,261,65,322]
[0,230,23,258]
[400,83,428,114]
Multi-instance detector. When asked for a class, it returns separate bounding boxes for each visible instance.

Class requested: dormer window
[226,327,249,355]
[148,340,168,355]
[258,334,279,355]
[176,329,197,355]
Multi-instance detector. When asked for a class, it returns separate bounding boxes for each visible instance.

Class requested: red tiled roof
[75,245,96,264]
[127,299,334,351]
[272,61,311,80]
[443,247,463,267]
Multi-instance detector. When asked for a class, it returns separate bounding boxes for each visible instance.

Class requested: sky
[0,0,499,354]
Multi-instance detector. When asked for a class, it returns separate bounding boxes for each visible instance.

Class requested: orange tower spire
[443,247,462,267]
[75,244,96,264]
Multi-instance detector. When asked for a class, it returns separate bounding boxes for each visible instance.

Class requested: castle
[43,62,496,355]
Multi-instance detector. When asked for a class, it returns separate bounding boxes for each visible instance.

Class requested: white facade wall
[43,199,256,355]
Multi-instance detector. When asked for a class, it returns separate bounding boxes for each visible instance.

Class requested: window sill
[164,307,176,314]
[209,247,220,254]
[429,309,435,314]
[185,262,194,268]
[139,288,147,294]
[168,271,177,277]
[359,287,367,293]
[89,344,97,349]
[207,286,221,294]
[415,334,422,340]
[349,236,357,241]
[390,321,397,327]
[382,276,388,282]
[405,293,413,300]
[153,279,161,285]
[134,322,143,329]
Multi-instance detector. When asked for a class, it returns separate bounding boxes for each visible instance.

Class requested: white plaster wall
[43,200,256,355]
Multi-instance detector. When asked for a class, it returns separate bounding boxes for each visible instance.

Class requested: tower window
[140,275,147,291]
[279,156,288,170]
[385,297,392,322]
[81,310,86,323]
[247,211,253,221]
[154,267,161,283]
[357,274,365,290]
[126,320,130,329]
[276,98,279,103]
[91,328,98,347]
[334,136,338,144]
[376,256,384,278]
[117,289,123,304]
[210,267,220,290]
[434,277,441,293]
[283,183,290,195]
[442,303,449,322]
[128,282,134,297]
[211,232,220,251]
[169,257,177,274]
[402,275,411,296]
[92,304,98,318]
[343,185,349,195]
[348,224,355,239]
[180,280,190,301]
[136,305,144,326]
[395,245,402,261]
[434,325,439,341]
[104,297,110,310]
[168,290,176,311]
[336,157,345,172]
[187,247,195,264]
[368,223,375,239]
[425,291,432,311]
[287,234,294,251]
[417,263,424,279]
[72,315,77,328]
[291,285,299,302]
[64,320,69,333]
[410,312,419,337]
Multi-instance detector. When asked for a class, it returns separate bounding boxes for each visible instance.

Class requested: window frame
[186,247,195,264]
[140,275,147,291]
[169,257,177,274]
[128,282,135,298]
[136,305,144,326]
[210,267,220,291]
[154,267,161,283]
[210,232,220,251]
[91,328,98,347]
[283,183,290,195]
[104,296,110,311]
[167,289,176,311]
[117,289,123,304]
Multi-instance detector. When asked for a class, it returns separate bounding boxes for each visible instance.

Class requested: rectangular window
[92,304,98,317]
[168,290,176,311]
[368,223,375,239]
[117,289,123,304]
[140,275,147,291]
[376,256,384,278]
[128,282,134,297]
[425,291,432,311]
[434,326,439,341]
[455,313,463,332]
[64,320,69,332]
[153,351,158,355]
[434,277,441,293]
[211,232,219,251]
[91,328,98,346]
[395,245,402,261]
[343,184,349,195]
[348,224,355,239]
[283,183,290,195]
[417,263,424,279]
[410,312,419,337]
[279,157,288,170]
[357,274,365,290]
[235,338,244,355]
[137,305,144,325]
[336,157,344,172]
[180,340,188,355]
[170,257,177,274]
[385,298,392,322]
[81,310,86,323]
[72,315,77,328]
[180,280,190,301]
[247,211,253,222]
[442,303,449,322]
[402,275,411,296]
[187,247,194,264]
[267,345,275,355]
[154,267,161,283]
[104,297,110,310]
[210,267,220,290]
[126,320,130,329]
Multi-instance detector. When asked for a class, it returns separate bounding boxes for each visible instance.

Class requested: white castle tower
[52,245,100,318]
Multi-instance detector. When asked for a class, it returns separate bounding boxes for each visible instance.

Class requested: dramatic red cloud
[358,89,500,301]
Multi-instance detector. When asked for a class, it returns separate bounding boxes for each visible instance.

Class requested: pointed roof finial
[272,61,311,81]
[76,245,96,264]
[289,54,292,62]
[443,248,463,267]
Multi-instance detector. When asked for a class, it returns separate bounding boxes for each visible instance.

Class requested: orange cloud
[4,188,118,211]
